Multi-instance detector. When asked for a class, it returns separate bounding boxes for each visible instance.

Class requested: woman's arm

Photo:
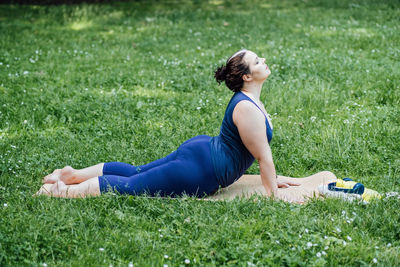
[233,100,279,197]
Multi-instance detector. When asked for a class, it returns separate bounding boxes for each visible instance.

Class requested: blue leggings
[98,135,220,198]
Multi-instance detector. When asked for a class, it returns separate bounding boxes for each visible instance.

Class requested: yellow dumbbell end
[362,188,382,202]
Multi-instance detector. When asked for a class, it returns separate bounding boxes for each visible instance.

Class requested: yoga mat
[206,172,337,203]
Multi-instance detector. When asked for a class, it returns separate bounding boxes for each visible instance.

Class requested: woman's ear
[242,73,252,82]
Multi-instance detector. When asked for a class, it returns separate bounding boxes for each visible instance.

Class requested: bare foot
[43,166,76,185]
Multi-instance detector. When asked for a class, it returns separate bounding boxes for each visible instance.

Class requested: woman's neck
[240,83,263,101]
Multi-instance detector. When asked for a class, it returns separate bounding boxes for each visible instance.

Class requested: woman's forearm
[259,160,278,196]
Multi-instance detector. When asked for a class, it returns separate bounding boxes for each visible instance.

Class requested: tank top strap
[237,91,267,120]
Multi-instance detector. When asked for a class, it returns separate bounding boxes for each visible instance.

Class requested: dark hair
[214,49,250,92]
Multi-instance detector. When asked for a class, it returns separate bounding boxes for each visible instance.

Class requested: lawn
[0,0,399,265]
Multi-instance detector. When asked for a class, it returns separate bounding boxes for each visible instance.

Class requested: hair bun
[214,65,227,85]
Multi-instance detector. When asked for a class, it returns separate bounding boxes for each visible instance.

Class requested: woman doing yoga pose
[38,49,336,202]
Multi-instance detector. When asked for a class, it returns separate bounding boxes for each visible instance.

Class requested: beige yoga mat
[205,171,337,203]
[36,171,337,203]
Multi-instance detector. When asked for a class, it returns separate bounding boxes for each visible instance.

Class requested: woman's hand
[277,178,300,188]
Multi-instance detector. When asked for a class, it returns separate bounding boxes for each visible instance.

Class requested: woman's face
[242,51,271,82]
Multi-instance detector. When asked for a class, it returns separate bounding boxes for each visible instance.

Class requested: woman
[38,49,333,202]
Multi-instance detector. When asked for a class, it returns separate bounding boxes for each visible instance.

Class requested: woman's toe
[42,169,61,184]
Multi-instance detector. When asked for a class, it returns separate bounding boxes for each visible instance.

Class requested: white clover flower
[343,241,347,246]
[128,263,133,267]
[387,243,392,247]
[42,263,47,267]
[305,228,309,233]
[159,234,163,238]
[336,227,341,233]
[316,252,321,257]
[163,265,168,267]
[324,246,329,250]
[372,258,377,263]
[24,120,28,124]
[99,248,105,251]
[322,251,327,255]
[23,71,29,75]
[184,259,190,264]
[307,242,313,248]
[3,203,7,207]
[347,236,352,241]
[310,116,316,122]
[164,255,168,259]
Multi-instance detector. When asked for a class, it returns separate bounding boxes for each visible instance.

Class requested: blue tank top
[209,91,273,188]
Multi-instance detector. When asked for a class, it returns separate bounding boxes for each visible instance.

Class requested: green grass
[1,0,400,265]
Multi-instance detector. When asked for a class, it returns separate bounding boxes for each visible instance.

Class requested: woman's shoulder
[232,100,265,126]
[233,100,264,116]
